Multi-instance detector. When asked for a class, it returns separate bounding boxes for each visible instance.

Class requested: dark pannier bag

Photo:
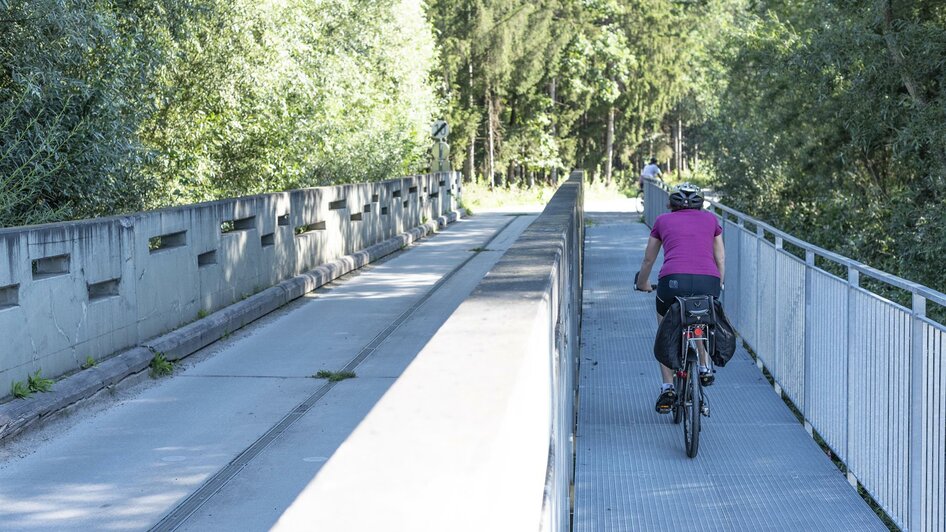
[653,296,737,369]
[654,300,684,369]
[711,299,736,367]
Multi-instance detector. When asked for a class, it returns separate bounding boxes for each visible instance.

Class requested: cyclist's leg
[657,314,674,384]
[654,283,676,413]
[655,283,676,386]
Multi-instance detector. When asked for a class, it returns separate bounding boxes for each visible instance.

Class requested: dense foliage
[428,0,726,186]
[2,0,944,296]
[0,0,437,226]
[1,0,148,224]
[701,0,946,297]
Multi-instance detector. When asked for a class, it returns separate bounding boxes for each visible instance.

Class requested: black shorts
[655,274,721,317]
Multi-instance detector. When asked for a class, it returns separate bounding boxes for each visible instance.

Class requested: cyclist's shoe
[699,369,715,387]
[655,389,675,414]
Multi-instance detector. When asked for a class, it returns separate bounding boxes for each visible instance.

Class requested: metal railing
[643,177,946,532]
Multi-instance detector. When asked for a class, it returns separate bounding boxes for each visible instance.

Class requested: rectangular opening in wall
[409,186,418,194]
[363,204,371,213]
[295,221,326,236]
[149,231,186,253]
[222,215,256,233]
[393,190,402,198]
[261,232,275,247]
[381,207,389,215]
[424,186,428,193]
[31,254,70,279]
[277,214,290,226]
[0,284,19,309]
[329,199,347,210]
[403,200,409,208]
[350,212,363,221]
[439,180,445,186]
[372,194,379,202]
[428,192,438,199]
[88,278,120,301]
[234,216,255,230]
[198,250,217,267]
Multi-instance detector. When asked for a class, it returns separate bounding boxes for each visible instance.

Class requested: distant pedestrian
[639,158,663,190]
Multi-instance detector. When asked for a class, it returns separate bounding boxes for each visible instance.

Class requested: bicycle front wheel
[683,360,701,458]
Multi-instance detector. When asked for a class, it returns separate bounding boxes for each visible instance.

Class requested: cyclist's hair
[668,182,704,211]
[649,157,658,164]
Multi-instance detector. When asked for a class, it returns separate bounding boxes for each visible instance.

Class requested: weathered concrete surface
[271,173,584,532]
[175,217,537,531]
[0,173,461,396]
[0,213,459,442]
[0,212,527,532]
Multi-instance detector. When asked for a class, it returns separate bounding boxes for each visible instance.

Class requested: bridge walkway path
[0,212,534,532]
[573,203,886,531]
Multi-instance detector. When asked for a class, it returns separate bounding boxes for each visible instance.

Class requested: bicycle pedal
[701,404,711,417]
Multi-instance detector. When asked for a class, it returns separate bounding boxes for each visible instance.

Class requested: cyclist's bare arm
[713,234,725,287]
[637,237,662,292]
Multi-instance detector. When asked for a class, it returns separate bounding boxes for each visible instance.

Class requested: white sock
[661,383,674,392]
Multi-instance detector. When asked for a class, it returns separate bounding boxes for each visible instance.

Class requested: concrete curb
[0,212,460,442]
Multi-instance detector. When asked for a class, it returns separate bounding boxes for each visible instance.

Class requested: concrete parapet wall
[0,173,460,396]
[274,172,583,531]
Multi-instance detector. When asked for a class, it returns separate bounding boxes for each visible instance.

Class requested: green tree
[702,0,946,295]
[0,0,152,226]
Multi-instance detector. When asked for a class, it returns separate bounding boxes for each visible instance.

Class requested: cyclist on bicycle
[639,157,662,192]
[635,183,725,414]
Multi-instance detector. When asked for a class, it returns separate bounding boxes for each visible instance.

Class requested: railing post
[845,267,859,487]
[803,250,815,423]
[774,236,783,382]
[735,217,745,335]
[755,226,764,353]
[909,292,926,532]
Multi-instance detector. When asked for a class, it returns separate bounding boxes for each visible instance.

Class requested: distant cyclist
[639,157,663,192]
[635,183,725,414]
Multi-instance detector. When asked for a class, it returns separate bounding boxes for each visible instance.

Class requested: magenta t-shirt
[650,210,722,278]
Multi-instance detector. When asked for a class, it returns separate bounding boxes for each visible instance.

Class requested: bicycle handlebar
[633,271,657,292]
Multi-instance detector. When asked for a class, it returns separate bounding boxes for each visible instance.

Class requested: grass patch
[197,308,209,319]
[457,197,474,215]
[313,370,356,382]
[81,355,96,369]
[149,353,174,378]
[461,180,557,212]
[11,380,31,399]
[27,369,53,393]
[584,217,597,227]
[461,178,631,213]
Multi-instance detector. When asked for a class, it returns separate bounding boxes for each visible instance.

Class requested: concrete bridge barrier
[0,173,460,404]
[273,172,584,532]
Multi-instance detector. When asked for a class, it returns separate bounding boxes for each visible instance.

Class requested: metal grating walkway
[573,210,886,531]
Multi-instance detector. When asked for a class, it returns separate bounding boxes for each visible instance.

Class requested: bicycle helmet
[668,182,704,210]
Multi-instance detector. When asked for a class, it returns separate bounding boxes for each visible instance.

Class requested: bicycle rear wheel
[683,360,701,458]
